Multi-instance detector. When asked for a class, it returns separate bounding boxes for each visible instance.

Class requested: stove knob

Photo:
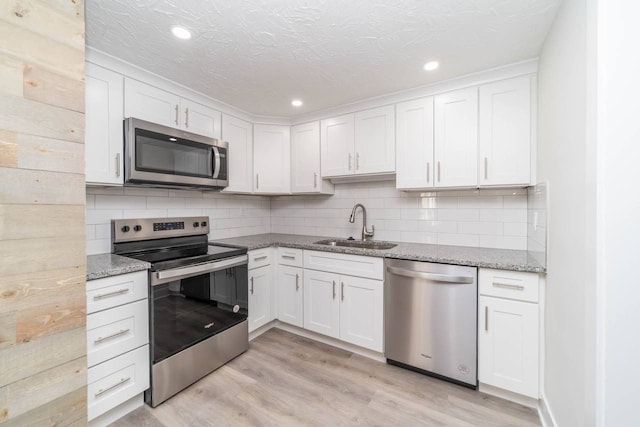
[121,225,130,233]
[193,222,199,228]
[133,225,142,232]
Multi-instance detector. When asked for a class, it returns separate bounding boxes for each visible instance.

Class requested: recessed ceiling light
[291,99,303,107]
[171,26,191,40]
[423,61,440,71]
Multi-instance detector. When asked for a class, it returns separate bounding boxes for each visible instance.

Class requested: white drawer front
[479,268,539,302]
[248,248,272,269]
[87,271,148,314]
[303,250,383,280]
[87,344,150,421]
[277,247,303,267]
[87,299,149,368]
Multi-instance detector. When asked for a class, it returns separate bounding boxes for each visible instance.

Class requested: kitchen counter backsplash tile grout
[86,181,530,255]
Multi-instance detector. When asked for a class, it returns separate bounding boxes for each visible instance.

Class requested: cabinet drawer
[303,250,383,280]
[87,271,148,314]
[87,299,149,368]
[479,268,539,302]
[277,247,303,267]
[87,344,150,421]
[248,248,272,269]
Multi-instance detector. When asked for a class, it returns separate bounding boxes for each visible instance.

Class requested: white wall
[537,0,594,425]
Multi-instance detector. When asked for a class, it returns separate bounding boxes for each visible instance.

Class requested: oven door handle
[152,255,248,286]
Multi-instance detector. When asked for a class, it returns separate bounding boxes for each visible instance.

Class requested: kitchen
[0,0,638,426]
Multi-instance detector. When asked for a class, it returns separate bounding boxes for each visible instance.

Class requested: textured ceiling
[86,0,561,117]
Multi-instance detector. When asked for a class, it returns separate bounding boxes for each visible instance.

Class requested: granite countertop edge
[87,254,151,281]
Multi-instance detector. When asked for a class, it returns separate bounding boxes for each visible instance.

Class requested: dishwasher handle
[386,266,474,284]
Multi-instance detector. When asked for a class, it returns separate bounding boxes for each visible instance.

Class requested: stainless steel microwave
[124,118,228,190]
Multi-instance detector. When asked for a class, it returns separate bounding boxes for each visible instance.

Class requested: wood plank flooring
[111,329,540,427]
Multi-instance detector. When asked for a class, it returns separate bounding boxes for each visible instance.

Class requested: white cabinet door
[124,78,181,129]
[221,114,253,193]
[354,105,395,174]
[249,265,272,332]
[181,98,221,139]
[395,97,434,189]
[278,265,303,328]
[85,63,124,185]
[291,121,334,194]
[479,76,531,186]
[303,270,340,339]
[434,87,478,188]
[321,113,354,177]
[339,276,383,352]
[478,295,539,398]
[253,124,291,194]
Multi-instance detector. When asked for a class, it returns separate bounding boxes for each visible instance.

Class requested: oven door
[149,255,248,364]
[124,117,228,189]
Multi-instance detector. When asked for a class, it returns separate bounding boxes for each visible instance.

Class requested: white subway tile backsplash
[437,233,480,247]
[503,222,528,237]
[480,235,527,250]
[146,196,186,209]
[95,195,146,210]
[458,221,504,235]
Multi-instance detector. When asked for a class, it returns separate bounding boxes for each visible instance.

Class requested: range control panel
[112,216,210,243]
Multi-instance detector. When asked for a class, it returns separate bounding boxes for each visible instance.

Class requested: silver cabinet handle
[282,255,295,260]
[485,306,488,331]
[174,104,179,126]
[437,161,441,182]
[115,153,121,177]
[332,280,336,299]
[341,282,344,301]
[426,162,430,183]
[95,376,131,397]
[348,153,352,170]
[492,282,525,291]
[314,172,318,188]
[295,274,299,291]
[185,107,189,128]
[254,256,267,261]
[355,152,360,170]
[484,157,488,180]
[386,266,474,284]
[250,277,254,294]
[256,174,259,189]
[93,288,129,300]
[94,328,130,344]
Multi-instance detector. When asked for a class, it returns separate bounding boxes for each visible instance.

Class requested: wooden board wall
[0,1,86,425]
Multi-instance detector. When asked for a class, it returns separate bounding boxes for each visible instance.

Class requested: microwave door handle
[212,146,221,179]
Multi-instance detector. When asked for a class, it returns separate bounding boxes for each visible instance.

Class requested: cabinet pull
[492,282,525,291]
[94,328,130,344]
[93,288,129,300]
[484,157,488,180]
[253,256,267,261]
[485,306,488,331]
[355,152,360,170]
[95,376,131,397]
[426,162,430,183]
[341,282,344,301]
[115,153,121,177]
[250,277,254,294]
[174,104,179,125]
[437,161,441,182]
[282,255,295,260]
[185,107,190,128]
[348,153,352,170]
[314,172,318,188]
[332,280,336,299]
[256,174,259,189]
[295,274,299,291]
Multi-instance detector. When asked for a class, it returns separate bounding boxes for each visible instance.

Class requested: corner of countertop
[87,253,151,281]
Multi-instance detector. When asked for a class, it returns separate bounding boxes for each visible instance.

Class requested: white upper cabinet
[85,63,125,186]
[479,76,531,186]
[222,114,253,193]
[434,87,479,188]
[320,113,354,177]
[124,78,221,139]
[395,97,434,189]
[291,121,334,194]
[354,105,395,174]
[321,106,395,178]
[253,124,291,194]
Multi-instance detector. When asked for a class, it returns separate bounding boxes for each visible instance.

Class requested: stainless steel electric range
[112,216,249,407]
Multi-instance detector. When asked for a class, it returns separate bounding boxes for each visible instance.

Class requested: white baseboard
[89,393,144,427]
[538,393,557,427]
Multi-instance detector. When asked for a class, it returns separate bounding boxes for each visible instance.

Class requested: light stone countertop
[87,254,151,281]
[210,233,546,273]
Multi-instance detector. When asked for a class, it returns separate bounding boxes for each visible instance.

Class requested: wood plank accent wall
[0,1,86,425]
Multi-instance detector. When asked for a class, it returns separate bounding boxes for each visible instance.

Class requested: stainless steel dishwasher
[384,258,477,388]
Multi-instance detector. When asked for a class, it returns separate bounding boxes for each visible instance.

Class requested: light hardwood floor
[111,329,540,426]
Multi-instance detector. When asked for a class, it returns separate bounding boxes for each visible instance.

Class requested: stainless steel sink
[313,239,397,250]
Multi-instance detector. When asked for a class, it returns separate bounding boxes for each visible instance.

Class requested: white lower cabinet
[339,276,383,352]
[248,264,272,332]
[303,270,340,338]
[277,265,304,328]
[478,268,540,399]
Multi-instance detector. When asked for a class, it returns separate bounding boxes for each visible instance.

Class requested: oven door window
[135,128,214,178]
[152,266,248,364]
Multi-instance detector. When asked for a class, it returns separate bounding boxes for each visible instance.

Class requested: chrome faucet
[349,203,374,241]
